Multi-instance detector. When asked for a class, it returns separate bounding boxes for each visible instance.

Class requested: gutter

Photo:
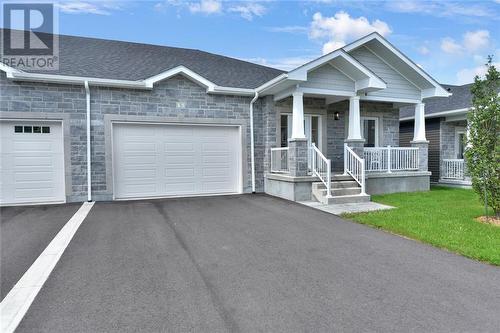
[249,91,259,193]
[84,81,92,202]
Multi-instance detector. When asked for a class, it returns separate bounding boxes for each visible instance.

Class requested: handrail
[344,144,366,195]
[311,143,332,197]
[364,146,419,172]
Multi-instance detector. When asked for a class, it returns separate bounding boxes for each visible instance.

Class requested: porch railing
[344,144,366,194]
[442,159,465,179]
[311,143,331,197]
[270,147,289,173]
[364,146,419,173]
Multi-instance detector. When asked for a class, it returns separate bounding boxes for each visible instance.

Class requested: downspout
[84,81,92,202]
[249,91,259,193]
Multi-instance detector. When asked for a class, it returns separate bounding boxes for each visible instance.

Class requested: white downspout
[84,81,92,202]
[250,91,259,193]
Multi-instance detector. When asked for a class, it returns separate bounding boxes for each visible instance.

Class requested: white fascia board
[422,87,452,99]
[400,108,470,121]
[343,32,449,97]
[143,66,215,90]
[211,86,255,96]
[360,95,420,104]
[298,87,355,97]
[255,73,288,93]
[355,77,386,91]
[0,63,21,75]
[9,72,150,89]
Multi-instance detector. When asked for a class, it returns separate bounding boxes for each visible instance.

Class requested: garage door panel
[1,121,65,205]
[113,123,240,199]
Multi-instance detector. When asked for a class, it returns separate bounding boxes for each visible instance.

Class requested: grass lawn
[343,186,500,265]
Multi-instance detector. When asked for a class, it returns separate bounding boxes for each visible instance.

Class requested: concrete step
[312,180,359,190]
[324,194,371,205]
[318,187,362,196]
[331,174,353,181]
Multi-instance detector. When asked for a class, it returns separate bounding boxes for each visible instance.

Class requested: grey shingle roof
[0,29,284,89]
[400,83,473,119]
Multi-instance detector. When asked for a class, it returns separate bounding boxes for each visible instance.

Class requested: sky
[21,0,500,84]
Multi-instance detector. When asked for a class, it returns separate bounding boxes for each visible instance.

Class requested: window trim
[361,116,379,147]
[280,113,323,148]
[455,127,466,159]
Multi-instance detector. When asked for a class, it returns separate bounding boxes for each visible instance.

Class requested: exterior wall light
[334,112,340,120]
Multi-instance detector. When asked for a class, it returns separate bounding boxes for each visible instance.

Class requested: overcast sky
[47,0,500,85]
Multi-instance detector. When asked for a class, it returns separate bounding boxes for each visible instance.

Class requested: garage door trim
[111,121,244,200]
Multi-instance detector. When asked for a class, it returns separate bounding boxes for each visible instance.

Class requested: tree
[465,56,500,218]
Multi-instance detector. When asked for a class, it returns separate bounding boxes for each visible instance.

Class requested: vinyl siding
[300,64,355,92]
[399,118,440,182]
[350,46,421,101]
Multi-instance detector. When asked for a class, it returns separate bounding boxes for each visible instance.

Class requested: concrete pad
[299,200,394,215]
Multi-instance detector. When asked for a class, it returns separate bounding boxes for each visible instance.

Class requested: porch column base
[288,138,309,177]
[411,140,429,172]
[344,139,365,157]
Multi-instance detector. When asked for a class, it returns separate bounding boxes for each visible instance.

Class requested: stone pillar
[291,90,306,139]
[411,141,429,172]
[288,138,309,176]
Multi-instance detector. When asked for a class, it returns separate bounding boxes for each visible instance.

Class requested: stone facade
[0,73,256,201]
[440,119,467,160]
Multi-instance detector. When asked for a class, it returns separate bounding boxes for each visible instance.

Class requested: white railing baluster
[442,159,465,180]
[364,146,419,173]
[311,143,332,197]
[344,143,365,194]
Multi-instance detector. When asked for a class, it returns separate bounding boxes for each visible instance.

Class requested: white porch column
[413,102,427,142]
[347,96,362,141]
[291,90,306,139]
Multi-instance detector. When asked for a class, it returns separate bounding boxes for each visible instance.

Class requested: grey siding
[300,64,354,92]
[399,118,440,182]
[0,72,256,202]
[349,46,421,101]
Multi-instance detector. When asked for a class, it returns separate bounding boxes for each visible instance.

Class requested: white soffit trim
[400,108,470,121]
[1,65,256,95]
[343,32,450,98]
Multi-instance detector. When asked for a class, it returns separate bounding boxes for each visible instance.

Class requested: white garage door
[0,121,65,205]
[113,123,241,199]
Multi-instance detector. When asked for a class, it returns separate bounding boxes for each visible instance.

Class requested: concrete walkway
[300,200,394,215]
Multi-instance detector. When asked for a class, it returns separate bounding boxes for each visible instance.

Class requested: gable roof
[0,29,283,89]
[399,83,473,119]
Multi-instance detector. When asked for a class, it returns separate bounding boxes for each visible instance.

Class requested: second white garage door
[113,123,241,199]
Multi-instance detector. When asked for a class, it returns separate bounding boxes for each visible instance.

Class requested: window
[361,117,379,147]
[13,125,51,133]
[456,129,466,159]
[280,114,322,148]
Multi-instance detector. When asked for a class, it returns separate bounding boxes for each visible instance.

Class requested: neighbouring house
[399,83,472,187]
[0,29,450,206]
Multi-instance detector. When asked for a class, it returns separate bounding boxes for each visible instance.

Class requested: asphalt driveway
[0,203,81,300]
[17,194,500,332]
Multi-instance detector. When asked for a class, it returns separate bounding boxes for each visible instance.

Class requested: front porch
[264,93,431,203]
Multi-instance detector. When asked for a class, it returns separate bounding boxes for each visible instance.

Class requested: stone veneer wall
[0,73,256,201]
[440,119,467,160]
[327,100,399,172]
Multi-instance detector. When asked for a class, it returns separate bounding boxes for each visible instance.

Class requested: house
[0,29,450,206]
[399,83,472,186]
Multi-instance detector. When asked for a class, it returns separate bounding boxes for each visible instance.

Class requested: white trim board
[0,202,95,333]
[400,108,470,121]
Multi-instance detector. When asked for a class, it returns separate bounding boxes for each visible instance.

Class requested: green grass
[343,186,500,265]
